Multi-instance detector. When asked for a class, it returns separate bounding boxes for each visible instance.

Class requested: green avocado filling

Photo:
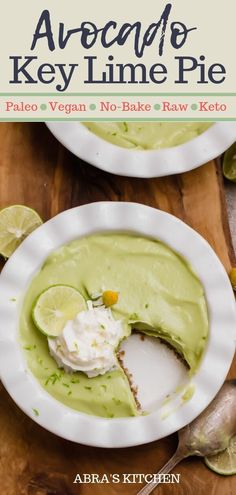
[83,122,212,150]
[19,234,208,418]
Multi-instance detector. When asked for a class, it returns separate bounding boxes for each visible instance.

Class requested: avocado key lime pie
[83,122,212,150]
[20,234,209,418]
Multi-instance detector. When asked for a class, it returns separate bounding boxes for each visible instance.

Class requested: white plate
[0,203,235,448]
[46,122,236,178]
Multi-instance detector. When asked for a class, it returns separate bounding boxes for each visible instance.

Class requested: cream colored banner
[0,0,235,119]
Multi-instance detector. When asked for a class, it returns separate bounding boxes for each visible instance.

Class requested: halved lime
[0,205,43,258]
[32,285,87,337]
[223,144,236,182]
[204,435,236,476]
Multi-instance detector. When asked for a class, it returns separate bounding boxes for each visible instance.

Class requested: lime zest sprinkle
[129,312,139,320]
[70,377,80,384]
[23,344,36,351]
[102,405,117,417]
[32,408,39,417]
[45,371,63,386]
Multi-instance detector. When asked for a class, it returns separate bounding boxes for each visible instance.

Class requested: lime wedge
[0,205,43,258]
[32,285,87,337]
[223,144,236,182]
[204,435,236,476]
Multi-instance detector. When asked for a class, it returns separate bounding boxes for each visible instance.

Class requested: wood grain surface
[0,123,235,495]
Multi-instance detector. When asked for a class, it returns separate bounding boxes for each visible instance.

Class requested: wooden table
[0,123,235,495]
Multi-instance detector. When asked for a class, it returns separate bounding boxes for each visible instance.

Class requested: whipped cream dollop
[48,301,124,377]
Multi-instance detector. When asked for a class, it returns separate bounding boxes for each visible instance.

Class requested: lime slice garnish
[32,285,87,337]
[0,205,43,258]
[204,435,236,476]
[223,144,236,182]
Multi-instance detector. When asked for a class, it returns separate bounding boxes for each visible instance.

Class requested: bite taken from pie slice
[20,234,208,418]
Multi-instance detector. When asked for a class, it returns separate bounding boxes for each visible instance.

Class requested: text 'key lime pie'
[20,234,209,418]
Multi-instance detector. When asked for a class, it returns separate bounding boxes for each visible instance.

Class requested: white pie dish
[46,122,236,178]
[0,202,235,448]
